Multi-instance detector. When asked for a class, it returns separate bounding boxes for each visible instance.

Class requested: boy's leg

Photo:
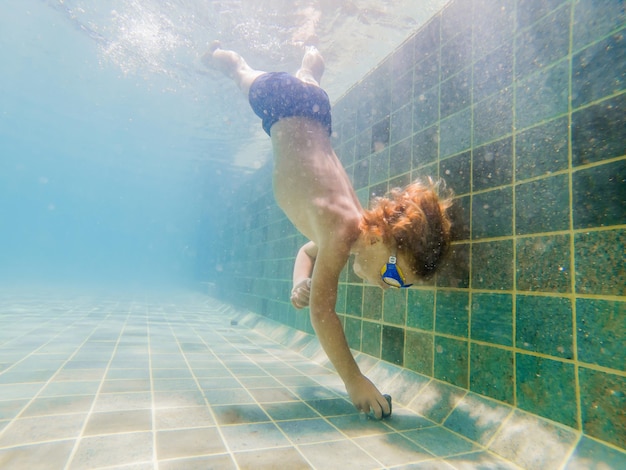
[202,41,265,96]
[295,45,325,87]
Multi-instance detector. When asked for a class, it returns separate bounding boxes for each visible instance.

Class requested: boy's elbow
[308,303,337,323]
[309,310,330,333]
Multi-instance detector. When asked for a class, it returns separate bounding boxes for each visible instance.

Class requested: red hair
[360,178,453,278]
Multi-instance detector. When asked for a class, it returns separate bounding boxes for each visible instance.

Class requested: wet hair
[360,178,454,278]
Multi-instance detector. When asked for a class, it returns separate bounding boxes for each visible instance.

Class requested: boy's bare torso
[270,117,363,251]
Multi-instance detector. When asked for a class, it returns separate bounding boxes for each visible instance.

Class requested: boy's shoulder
[313,216,361,266]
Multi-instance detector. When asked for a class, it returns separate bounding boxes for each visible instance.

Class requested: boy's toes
[201,41,222,68]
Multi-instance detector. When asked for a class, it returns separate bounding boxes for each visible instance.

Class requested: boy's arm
[309,246,391,419]
[293,241,317,286]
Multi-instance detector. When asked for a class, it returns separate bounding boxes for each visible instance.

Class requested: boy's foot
[201,40,239,75]
[201,41,264,95]
[201,40,219,68]
[296,45,325,86]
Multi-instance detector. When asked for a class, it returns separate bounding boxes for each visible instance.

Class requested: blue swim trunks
[248,72,332,136]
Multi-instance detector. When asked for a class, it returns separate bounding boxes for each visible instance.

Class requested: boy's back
[270,117,362,247]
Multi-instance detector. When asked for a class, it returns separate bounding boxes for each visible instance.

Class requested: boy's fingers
[367,395,392,420]
[365,401,382,419]
[292,296,309,309]
[382,394,392,418]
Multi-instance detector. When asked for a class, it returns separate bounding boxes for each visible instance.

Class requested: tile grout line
[567,0,584,456]
[0,303,91,377]
[431,6,443,383]
[511,0,519,411]
[467,0,476,396]
[0,305,78,353]
[0,305,107,448]
[178,308,364,469]
[63,304,133,470]
[146,304,158,470]
[165,306,239,465]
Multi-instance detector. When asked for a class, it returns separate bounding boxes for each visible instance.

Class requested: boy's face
[352,242,417,289]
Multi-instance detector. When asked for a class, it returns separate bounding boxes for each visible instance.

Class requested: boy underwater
[203,42,452,419]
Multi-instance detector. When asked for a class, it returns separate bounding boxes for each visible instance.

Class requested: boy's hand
[290,278,312,309]
[345,374,392,419]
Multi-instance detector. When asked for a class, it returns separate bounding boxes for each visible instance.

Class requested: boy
[203,42,452,419]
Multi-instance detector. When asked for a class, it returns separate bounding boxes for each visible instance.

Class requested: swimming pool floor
[0,288,622,469]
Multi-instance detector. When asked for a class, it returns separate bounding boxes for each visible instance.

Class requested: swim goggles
[380,252,413,288]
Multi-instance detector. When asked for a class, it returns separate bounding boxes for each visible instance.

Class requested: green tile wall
[217,0,626,455]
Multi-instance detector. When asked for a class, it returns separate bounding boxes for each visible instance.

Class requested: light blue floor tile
[0,289,617,469]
